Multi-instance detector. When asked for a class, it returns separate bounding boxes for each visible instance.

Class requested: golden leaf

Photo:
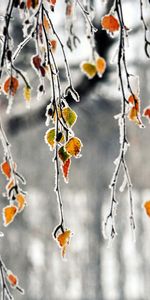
[44,128,56,150]
[23,86,31,103]
[65,137,82,157]
[80,62,97,79]
[57,229,71,257]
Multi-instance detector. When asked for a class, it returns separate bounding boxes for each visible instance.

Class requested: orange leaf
[96,56,106,77]
[3,205,18,226]
[1,161,11,179]
[62,158,71,183]
[26,0,32,8]
[143,106,150,120]
[50,39,57,52]
[26,0,39,8]
[50,0,56,6]
[128,94,139,111]
[128,106,142,126]
[3,77,19,96]
[57,229,71,257]
[144,201,150,217]
[101,14,120,33]
[7,271,18,287]
[16,193,26,213]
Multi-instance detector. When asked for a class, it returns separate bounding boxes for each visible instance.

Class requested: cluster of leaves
[0,121,26,228]
[100,1,150,240]
[0,0,150,287]
[0,0,92,260]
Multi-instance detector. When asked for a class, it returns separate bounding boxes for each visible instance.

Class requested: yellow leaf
[65,137,82,157]
[23,86,31,102]
[44,128,55,150]
[80,62,97,79]
[3,205,18,227]
[62,107,77,127]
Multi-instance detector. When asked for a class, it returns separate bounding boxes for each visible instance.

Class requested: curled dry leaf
[7,270,18,288]
[101,14,120,33]
[3,76,19,96]
[80,61,97,79]
[65,137,82,157]
[144,201,150,217]
[3,205,18,226]
[57,229,71,258]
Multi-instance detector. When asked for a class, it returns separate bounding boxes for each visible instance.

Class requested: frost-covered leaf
[65,137,82,157]
[62,107,77,127]
[96,56,106,77]
[1,160,11,179]
[7,271,18,287]
[58,146,70,163]
[101,14,120,33]
[57,229,71,258]
[16,193,26,213]
[3,205,18,227]
[23,86,31,103]
[62,158,71,183]
[44,128,55,150]
[3,76,19,96]
[128,106,142,126]
[80,61,96,79]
